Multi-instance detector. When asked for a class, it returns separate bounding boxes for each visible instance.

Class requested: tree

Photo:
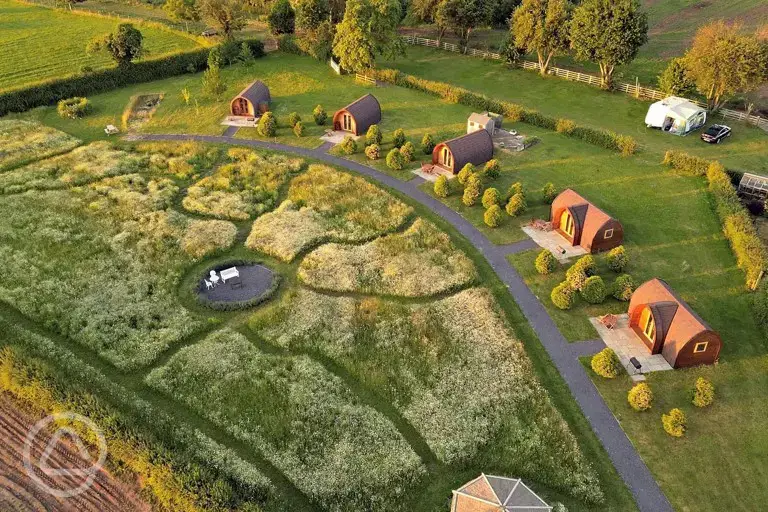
[392,128,407,148]
[482,187,502,208]
[484,204,503,227]
[570,0,648,89]
[434,175,450,197]
[238,41,257,63]
[692,377,715,407]
[612,273,634,301]
[386,148,405,170]
[199,0,247,39]
[542,182,557,203]
[268,0,296,35]
[490,0,519,28]
[333,0,404,72]
[365,143,381,159]
[421,133,435,154]
[257,111,277,136]
[202,48,226,97]
[457,163,475,184]
[340,136,358,154]
[366,124,382,146]
[535,249,556,275]
[662,408,686,437]
[511,0,572,75]
[683,21,768,111]
[297,19,336,61]
[313,104,328,125]
[551,281,575,310]
[436,0,488,50]
[296,0,331,30]
[606,245,628,272]
[288,112,302,127]
[411,0,441,23]
[163,0,200,32]
[506,181,523,198]
[400,141,415,162]
[87,24,144,66]
[293,121,305,136]
[591,348,621,378]
[483,159,500,179]
[657,57,695,96]
[580,275,606,304]
[505,193,526,216]
[462,173,482,206]
[628,383,653,411]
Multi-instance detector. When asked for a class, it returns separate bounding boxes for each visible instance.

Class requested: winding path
[131,133,673,512]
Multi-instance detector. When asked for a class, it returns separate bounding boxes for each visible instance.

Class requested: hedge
[0,39,265,115]
[368,68,637,156]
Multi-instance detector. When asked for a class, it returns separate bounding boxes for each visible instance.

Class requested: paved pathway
[132,133,673,512]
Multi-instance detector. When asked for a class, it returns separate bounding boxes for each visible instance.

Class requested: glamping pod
[333,94,382,136]
[628,279,722,368]
[451,474,551,512]
[431,130,494,174]
[645,96,706,135]
[230,80,271,116]
[550,189,623,253]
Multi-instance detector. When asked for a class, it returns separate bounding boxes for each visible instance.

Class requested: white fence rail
[401,35,768,132]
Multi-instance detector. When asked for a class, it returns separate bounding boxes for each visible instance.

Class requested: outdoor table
[209,271,220,286]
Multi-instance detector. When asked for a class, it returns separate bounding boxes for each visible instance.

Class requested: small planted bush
[57,97,91,119]
[483,159,500,180]
[535,249,557,275]
[692,377,714,408]
[364,143,380,160]
[628,383,653,411]
[386,148,404,170]
[551,281,576,310]
[433,175,449,197]
[484,204,503,227]
[340,135,357,155]
[662,408,686,437]
[591,348,621,378]
[566,255,596,290]
[613,274,635,301]
[366,124,382,146]
[482,187,501,208]
[421,132,435,154]
[293,121,304,137]
[462,174,481,206]
[257,111,277,137]
[313,104,327,125]
[507,181,523,198]
[400,141,415,162]
[288,111,301,127]
[392,128,406,148]
[556,118,576,134]
[607,245,628,272]
[616,135,637,157]
[505,193,526,217]
[457,163,475,185]
[542,182,557,203]
[580,275,607,304]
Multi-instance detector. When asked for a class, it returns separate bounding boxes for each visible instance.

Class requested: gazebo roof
[452,474,551,512]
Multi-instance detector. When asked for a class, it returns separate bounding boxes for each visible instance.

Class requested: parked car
[201,28,218,37]
[700,124,732,144]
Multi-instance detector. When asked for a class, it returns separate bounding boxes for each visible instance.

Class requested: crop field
[0,0,200,91]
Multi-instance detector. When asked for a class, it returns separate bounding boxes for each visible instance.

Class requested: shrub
[482,159,500,179]
[386,148,404,170]
[591,348,621,378]
[616,135,637,157]
[607,245,628,272]
[507,181,523,198]
[581,276,607,304]
[662,150,710,176]
[484,204,503,227]
[340,136,357,155]
[392,128,407,148]
[556,118,576,134]
[462,174,482,206]
[366,124,382,146]
[662,408,686,437]
[238,41,257,63]
[457,163,475,185]
[692,377,714,408]
[628,383,653,411]
[267,0,295,35]
[566,255,596,290]
[542,182,557,203]
[421,133,435,154]
[505,193,526,216]
[56,97,91,119]
[433,175,449,197]
[535,249,557,275]
[293,121,304,137]
[658,57,695,96]
[551,281,576,310]
[257,111,277,137]
[313,104,327,125]
[612,274,635,301]
[364,144,380,160]
[400,141,415,162]
[482,187,502,208]
[288,111,301,127]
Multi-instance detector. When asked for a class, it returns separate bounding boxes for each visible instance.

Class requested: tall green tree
[163,0,200,32]
[86,23,144,65]
[436,0,488,50]
[267,0,296,34]
[332,0,404,72]
[569,0,647,89]
[683,21,768,111]
[296,0,331,30]
[199,0,247,38]
[511,0,572,75]
[657,57,694,96]
[411,0,440,23]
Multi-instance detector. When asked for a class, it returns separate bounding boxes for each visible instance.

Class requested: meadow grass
[0,119,80,171]
[0,0,200,92]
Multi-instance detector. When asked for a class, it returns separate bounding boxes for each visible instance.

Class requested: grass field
[0,0,201,91]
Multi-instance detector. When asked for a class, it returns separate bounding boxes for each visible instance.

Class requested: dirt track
[0,395,150,512]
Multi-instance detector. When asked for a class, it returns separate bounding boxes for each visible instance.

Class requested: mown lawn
[0,0,201,91]
[587,356,768,512]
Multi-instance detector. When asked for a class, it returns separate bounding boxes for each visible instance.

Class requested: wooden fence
[355,73,376,85]
[402,35,768,132]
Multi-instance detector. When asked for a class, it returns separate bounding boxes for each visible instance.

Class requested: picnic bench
[220,267,239,283]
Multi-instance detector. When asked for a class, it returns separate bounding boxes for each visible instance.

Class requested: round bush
[556,118,576,134]
[607,245,628,272]
[400,141,415,162]
[366,124,382,146]
[434,175,450,197]
[288,111,301,127]
[462,174,482,206]
[421,132,435,154]
[57,97,91,119]
[505,193,526,217]
[542,182,557,203]
[292,121,304,137]
[483,159,500,179]
[257,111,277,137]
[364,143,380,160]
[457,163,475,184]
[482,187,502,208]
[613,274,635,301]
[692,377,714,407]
[507,181,523,198]
[662,408,686,437]
[484,204,503,227]
[392,128,406,148]
[580,275,607,304]
[535,249,557,275]
[591,348,621,378]
[386,148,404,170]
[339,135,357,155]
[566,255,596,290]
[313,104,327,125]
[628,382,653,411]
[551,281,576,310]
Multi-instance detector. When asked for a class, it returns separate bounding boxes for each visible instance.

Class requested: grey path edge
[133,133,673,512]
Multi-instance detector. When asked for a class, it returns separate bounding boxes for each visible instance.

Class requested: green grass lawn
[0,0,201,92]
[587,356,768,512]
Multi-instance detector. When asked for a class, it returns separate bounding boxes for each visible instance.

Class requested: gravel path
[131,133,673,512]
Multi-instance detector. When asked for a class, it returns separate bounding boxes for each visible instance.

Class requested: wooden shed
[432,130,494,174]
[628,278,722,368]
[451,474,551,512]
[230,80,271,117]
[332,94,381,135]
[550,189,623,253]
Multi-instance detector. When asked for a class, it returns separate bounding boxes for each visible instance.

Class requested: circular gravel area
[198,263,277,308]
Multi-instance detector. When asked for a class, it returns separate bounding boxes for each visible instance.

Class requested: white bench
[220,267,239,283]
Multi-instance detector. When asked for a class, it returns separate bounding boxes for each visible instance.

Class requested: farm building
[432,130,494,174]
[644,96,706,135]
[230,80,271,117]
[550,189,623,253]
[333,94,381,136]
[451,474,551,512]
[628,278,722,368]
[467,112,495,135]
